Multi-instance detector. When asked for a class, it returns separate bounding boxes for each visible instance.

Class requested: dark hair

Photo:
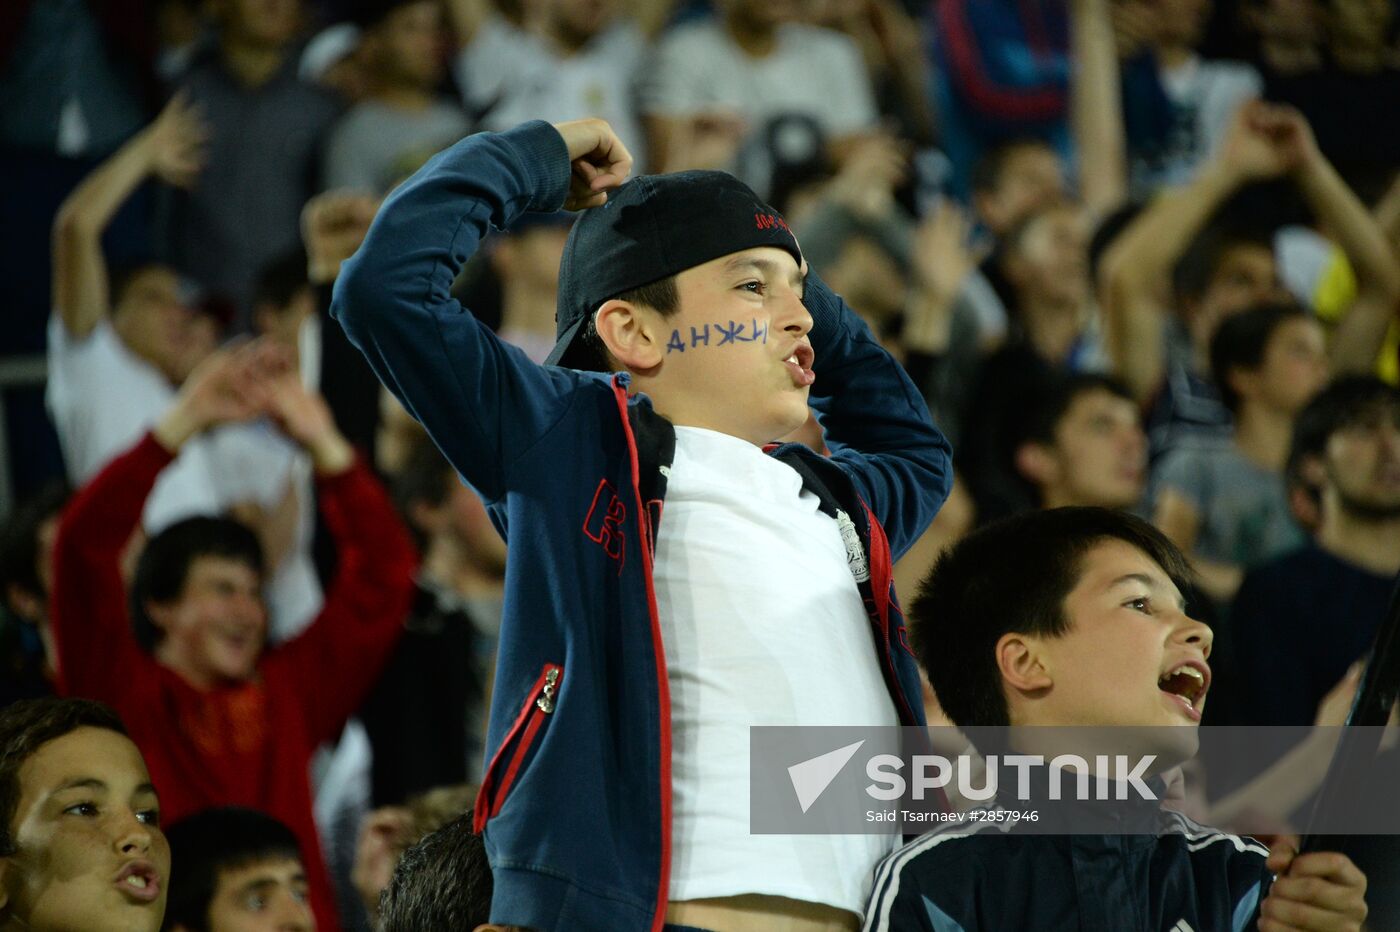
[1172,225,1273,303]
[573,275,680,372]
[252,248,310,316]
[0,481,69,608]
[393,437,456,549]
[1287,375,1400,505]
[379,814,492,931]
[1019,373,1136,448]
[0,698,128,855]
[109,260,169,307]
[130,516,264,651]
[970,138,1056,196]
[1208,302,1306,413]
[162,807,303,932]
[908,507,1193,728]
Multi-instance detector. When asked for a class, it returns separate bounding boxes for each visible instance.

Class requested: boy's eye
[740,281,764,294]
[136,808,160,826]
[63,802,98,817]
[1124,597,1150,613]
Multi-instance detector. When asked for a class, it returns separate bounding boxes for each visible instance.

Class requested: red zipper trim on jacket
[473,662,562,832]
[612,378,672,932]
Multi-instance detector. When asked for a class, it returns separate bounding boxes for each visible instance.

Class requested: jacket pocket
[473,662,562,832]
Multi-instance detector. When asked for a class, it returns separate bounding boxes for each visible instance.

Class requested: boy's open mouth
[1158,661,1209,720]
[784,342,816,387]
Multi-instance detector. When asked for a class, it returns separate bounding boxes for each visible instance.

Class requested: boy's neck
[724,14,777,57]
[220,38,286,88]
[1319,504,1400,576]
[1232,402,1292,472]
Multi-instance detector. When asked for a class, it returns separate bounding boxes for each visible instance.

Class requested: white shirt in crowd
[45,315,323,639]
[651,426,899,915]
[640,20,878,141]
[1131,54,1262,193]
[455,15,648,168]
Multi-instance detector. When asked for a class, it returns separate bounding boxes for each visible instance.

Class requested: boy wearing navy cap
[333,119,951,931]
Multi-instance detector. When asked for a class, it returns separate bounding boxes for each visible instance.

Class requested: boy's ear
[144,599,176,637]
[995,632,1053,694]
[1014,442,1055,485]
[595,300,663,371]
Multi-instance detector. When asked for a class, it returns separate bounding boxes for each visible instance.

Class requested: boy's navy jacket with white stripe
[332,120,953,931]
[863,810,1274,932]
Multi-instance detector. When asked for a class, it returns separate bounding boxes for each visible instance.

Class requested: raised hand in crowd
[52,92,210,342]
[903,204,984,355]
[824,132,910,221]
[553,117,635,209]
[264,370,356,475]
[147,91,210,189]
[302,190,379,285]
[151,341,282,452]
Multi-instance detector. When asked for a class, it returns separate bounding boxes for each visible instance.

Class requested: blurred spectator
[49,346,417,931]
[1240,0,1324,77]
[448,0,655,167]
[349,783,476,927]
[323,0,468,193]
[358,438,502,809]
[163,807,314,932]
[0,697,168,932]
[301,191,386,464]
[958,201,1105,522]
[1100,101,1400,458]
[802,0,934,144]
[47,94,221,507]
[378,812,520,932]
[640,0,879,178]
[490,213,573,363]
[1014,373,1147,511]
[1123,0,1263,193]
[0,0,151,156]
[0,482,68,706]
[929,0,1071,197]
[1152,304,1326,605]
[299,23,371,103]
[162,0,340,319]
[1233,376,1400,725]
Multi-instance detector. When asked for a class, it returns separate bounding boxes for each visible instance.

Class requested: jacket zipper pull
[536,667,560,713]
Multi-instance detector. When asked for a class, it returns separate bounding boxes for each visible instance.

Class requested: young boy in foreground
[0,697,169,932]
[864,507,1368,931]
[334,118,951,930]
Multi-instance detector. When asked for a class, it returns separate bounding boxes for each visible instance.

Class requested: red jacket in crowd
[50,433,417,932]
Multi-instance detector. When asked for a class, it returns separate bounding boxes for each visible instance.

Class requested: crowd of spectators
[3,0,1400,927]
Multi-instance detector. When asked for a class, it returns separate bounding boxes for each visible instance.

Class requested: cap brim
[542,315,588,369]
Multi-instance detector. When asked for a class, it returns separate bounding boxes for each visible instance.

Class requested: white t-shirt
[651,426,898,914]
[640,20,877,140]
[455,16,647,168]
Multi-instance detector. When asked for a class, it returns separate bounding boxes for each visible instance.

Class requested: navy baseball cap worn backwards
[545,170,803,370]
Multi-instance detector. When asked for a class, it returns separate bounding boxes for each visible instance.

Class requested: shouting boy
[334,119,952,930]
[864,507,1368,931]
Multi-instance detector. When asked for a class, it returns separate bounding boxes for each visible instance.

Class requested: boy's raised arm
[804,272,953,559]
[332,121,624,502]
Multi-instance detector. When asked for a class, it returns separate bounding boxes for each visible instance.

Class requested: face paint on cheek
[667,321,769,353]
